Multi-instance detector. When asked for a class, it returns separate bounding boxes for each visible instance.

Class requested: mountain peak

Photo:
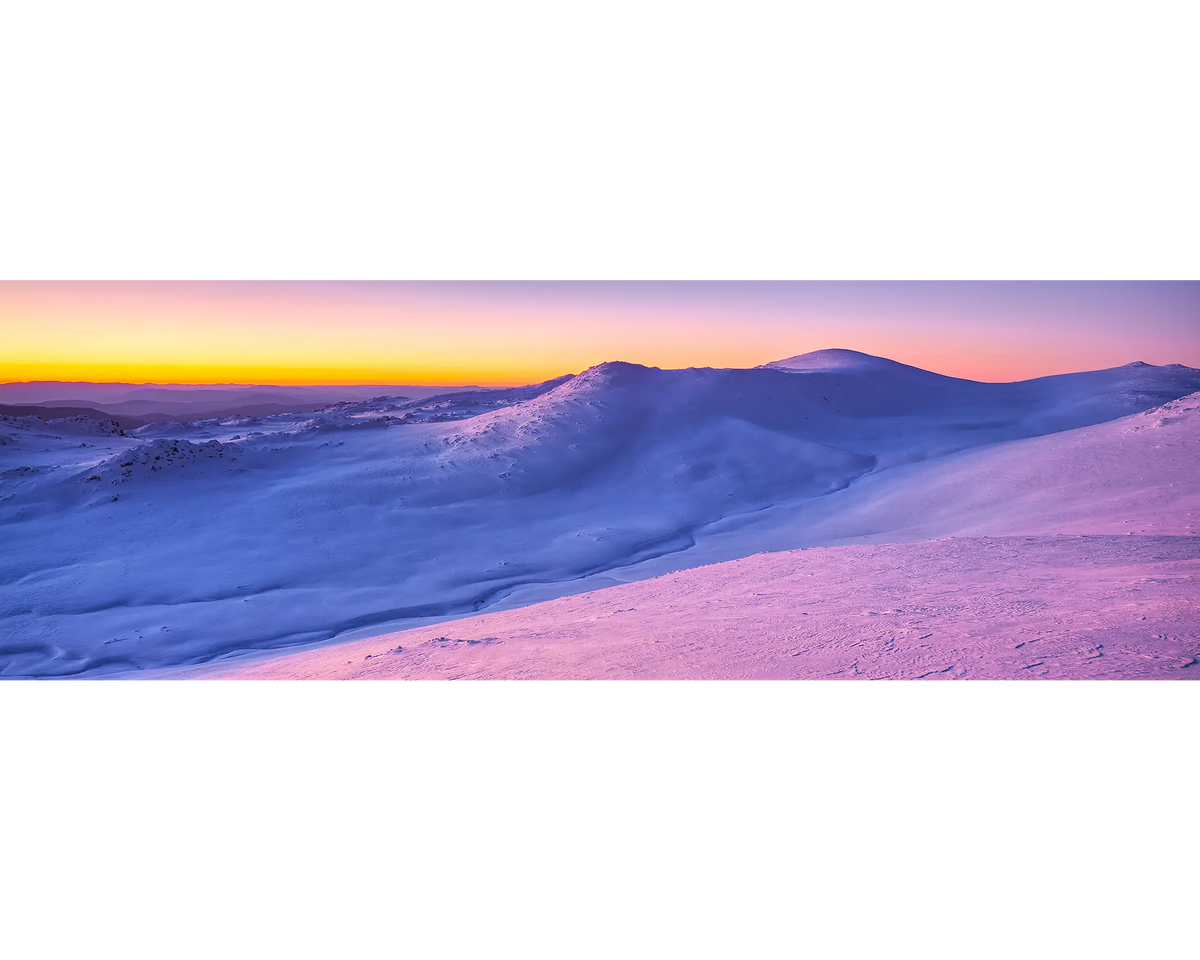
[761,349,906,373]
[564,361,657,389]
[579,360,654,376]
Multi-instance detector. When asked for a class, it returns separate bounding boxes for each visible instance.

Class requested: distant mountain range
[0,381,485,425]
[1,381,487,405]
[0,404,147,429]
[0,401,336,429]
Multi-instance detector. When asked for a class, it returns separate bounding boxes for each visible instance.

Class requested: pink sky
[1,281,1196,385]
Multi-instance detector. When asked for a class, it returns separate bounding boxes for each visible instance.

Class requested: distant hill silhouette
[0,400,334,427]
[0,404,147,429]
[0,381,484,405]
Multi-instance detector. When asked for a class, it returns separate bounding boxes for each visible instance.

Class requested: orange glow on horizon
[0,360,546,389]
[0,348,1111,388]
[0,351,1080,388]
[2,282,1196,387]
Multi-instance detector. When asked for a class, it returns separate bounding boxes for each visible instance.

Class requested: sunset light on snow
[3,280,1200,681]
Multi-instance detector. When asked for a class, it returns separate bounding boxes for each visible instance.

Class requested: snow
[202,536,1200,680]
[761,347,938,375]
[1,351,1198,678]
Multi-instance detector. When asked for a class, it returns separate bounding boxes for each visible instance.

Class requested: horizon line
[0,349,1190,390]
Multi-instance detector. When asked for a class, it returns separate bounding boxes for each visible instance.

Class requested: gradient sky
[2,282,1197,385]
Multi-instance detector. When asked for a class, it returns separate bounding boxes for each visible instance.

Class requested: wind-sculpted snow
[125,379,575,443]
[1,353,1199,677]
[206,536,1200,681]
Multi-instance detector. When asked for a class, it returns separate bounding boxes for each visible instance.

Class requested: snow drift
[1,351,1198,677]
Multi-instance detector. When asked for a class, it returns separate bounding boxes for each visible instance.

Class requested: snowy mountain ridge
[1,351,1198,677]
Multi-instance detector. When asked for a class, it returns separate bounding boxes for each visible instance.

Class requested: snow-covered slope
[636,389,1200,570]
[763,347,941,374]
[205,536,1200,680]
[199,388,1200,680]
[2,353,1198,678]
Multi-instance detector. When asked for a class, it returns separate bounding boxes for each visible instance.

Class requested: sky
[1,282,1197,386]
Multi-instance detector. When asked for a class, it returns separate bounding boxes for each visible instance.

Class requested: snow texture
[1,351,1198,679]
